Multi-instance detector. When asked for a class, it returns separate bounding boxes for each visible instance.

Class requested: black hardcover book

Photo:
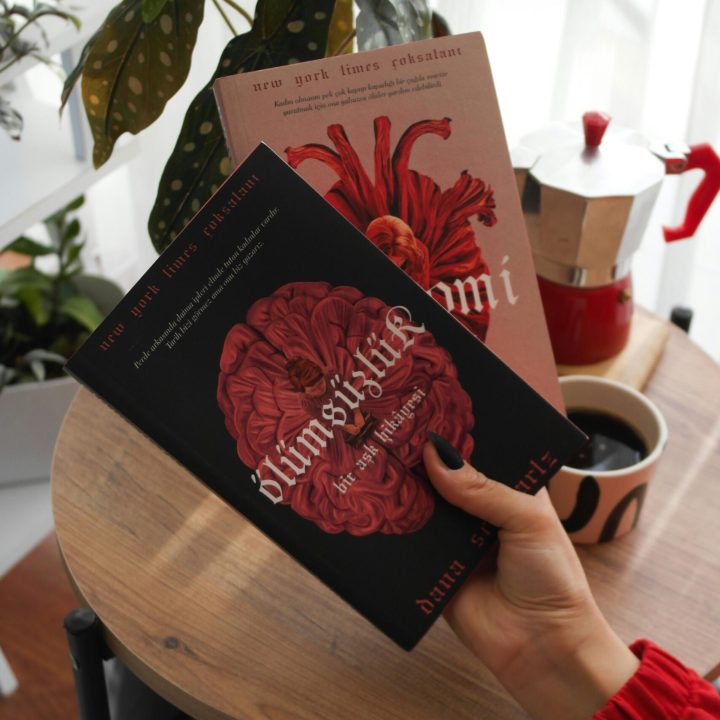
[66,144,585,650]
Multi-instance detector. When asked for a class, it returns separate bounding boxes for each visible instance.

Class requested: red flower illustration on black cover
[217,282,474,536]
[285,117,497,341]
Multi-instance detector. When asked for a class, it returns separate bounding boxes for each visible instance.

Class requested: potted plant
[61,0,438,253]
[0,196,123,485]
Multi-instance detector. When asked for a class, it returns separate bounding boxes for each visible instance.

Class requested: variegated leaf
[148,0,336,253]
[79,0,205,168]
[142,0,170,23]
[326,0,353,56]
[60,22,103,112]
[355,0,431,51]
[431,10,451,37]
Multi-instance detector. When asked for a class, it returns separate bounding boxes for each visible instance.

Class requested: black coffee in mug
[567,410,647,472]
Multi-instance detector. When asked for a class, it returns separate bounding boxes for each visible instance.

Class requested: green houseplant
[61,0,434,254]
[0,0,80,139]
[0,196,123,484]
[0,196,110,388]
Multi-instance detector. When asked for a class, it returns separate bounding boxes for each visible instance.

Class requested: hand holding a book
[423,436,640,720]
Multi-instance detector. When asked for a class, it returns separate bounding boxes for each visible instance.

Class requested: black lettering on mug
[599,484,648,543]
[559,475,600,533]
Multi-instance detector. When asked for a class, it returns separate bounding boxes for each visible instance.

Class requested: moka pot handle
[663,143,720,242]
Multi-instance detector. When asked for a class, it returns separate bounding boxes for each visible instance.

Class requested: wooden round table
[52,323,720,719]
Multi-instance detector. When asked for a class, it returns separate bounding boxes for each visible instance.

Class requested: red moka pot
[513,112,720,365]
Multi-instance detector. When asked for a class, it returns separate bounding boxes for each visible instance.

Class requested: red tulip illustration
[217,282,474,536]
[286,117,497,341]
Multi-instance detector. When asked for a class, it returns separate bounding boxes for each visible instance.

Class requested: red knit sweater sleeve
[593,639,720,719]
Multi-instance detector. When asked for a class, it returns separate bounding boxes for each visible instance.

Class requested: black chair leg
[670,305,693,333]
[64,608,112,720]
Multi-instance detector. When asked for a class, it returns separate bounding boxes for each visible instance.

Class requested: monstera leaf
[148,0,336,253]
[64,0,205,168]
[355,0,431,51]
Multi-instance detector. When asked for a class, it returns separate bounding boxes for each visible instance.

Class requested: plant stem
[333,28,356,56]
[212,0,237,35]
[0,52,26,75]
[221,0,253,27]
[0,16,33,58]
[49,216,66,330]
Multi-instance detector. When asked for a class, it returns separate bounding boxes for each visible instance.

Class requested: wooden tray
[557,309,670,391]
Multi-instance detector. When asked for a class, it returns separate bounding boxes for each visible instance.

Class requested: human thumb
[424,432,550,535]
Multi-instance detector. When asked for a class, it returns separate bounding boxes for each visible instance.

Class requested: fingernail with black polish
[427,432,464,470]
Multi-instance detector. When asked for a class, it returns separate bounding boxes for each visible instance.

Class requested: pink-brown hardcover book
[214,32,561,409]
